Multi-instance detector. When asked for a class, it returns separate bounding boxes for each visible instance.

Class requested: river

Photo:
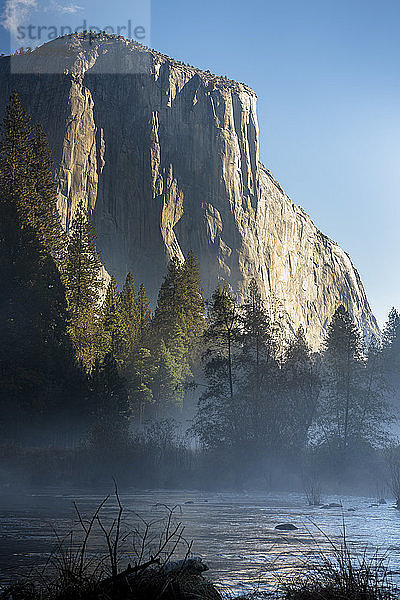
[0,489,400,596]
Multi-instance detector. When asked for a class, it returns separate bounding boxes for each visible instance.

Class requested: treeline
[191,283,400,487]
[0,92,208,444]
[1,93,400,490]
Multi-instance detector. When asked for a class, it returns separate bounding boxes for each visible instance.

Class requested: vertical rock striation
[0,34,379,348]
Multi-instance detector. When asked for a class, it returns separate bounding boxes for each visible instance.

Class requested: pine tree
[381,308,400,401]
[100,276,124,361]
[0,92,78,436]
[382,308,400,349]
[137,283,151,342]
[206,283,238,399]
[192,283,239,448]
[179,250,206,349]
[316,305,388,451]
[152,251,206,353]
[151,252,205,413]
[122,282,154,420]
[29,123,65,261]
[0,91,32,204]
[281,326,320,451]
[363,338,393,444]
[152,257,181,347]
[318,306,363,449]
[237,278,280,449]
[240,279,277,399]
[63,201,103,371]
[0,92,64,260]
[153,324,191,410]
[89,353,131,452]
[119,272,140,362]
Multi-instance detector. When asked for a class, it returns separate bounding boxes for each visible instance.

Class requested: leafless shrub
[0,484,207,600]
[302,473,323,506]
[386,449,400,509]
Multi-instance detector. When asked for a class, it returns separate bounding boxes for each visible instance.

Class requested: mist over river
[1,490,400,596]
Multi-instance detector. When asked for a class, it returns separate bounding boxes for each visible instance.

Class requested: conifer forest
[1,92,400,493]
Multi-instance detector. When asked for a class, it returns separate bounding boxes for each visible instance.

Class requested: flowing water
[1,489,400,596]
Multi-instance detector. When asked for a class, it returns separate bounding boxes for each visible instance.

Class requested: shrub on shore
[0,489,222,600]
[280,527,396,600]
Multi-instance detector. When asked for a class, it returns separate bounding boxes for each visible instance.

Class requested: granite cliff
[0,34,379,348]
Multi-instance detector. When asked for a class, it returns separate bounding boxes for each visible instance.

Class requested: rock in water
[0,34,379,348]
[275,523,298,531]
[164,557,209,574]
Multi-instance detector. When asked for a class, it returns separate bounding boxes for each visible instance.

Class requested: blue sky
[1,0,399,325]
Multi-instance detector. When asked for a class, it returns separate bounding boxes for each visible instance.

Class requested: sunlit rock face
[0,35,379,348]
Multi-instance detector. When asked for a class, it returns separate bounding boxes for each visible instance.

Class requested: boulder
[275,523,298,531]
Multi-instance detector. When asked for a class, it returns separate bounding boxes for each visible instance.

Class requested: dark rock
[164,557,209,575]
[185,500,194,505]
[101,557,220,600]
[275,523,298,531]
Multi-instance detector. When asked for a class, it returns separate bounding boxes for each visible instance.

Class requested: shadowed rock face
[0,35,379,348]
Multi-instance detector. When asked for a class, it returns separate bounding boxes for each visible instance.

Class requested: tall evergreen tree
[29,123,65,261]
[119,272,140,362]
[381,308,400,405]
[317,306,363,449]
[239,279,277,401]
[152,257,181,345]
[206,283,238,400]
[192,283,240,448]
[89,353,131,451]
[236,279,280,450]
[100,276,124,361]
[151,252,206,411]
[152,251,206,354]
[382,308,400,350]
[153,323,191,410]
[179,250,206,350]
[0,92,78,437]
[63,201,103,371]
[281,326,320,451]
[0,92,64,259]
[122,282,154,420]
[137,283,152,342]
[316,305,389,451]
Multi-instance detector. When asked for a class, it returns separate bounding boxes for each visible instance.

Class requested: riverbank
[1,547,397,600]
